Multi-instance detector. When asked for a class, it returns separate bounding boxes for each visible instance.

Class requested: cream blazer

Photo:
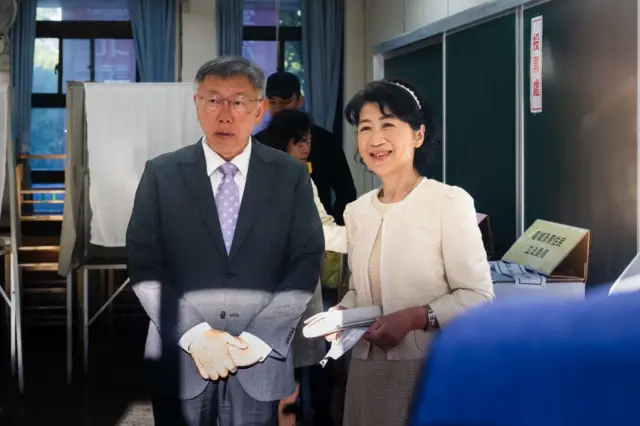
[292,181,347,368]
[339,178,494,361]
[314,182,347,254]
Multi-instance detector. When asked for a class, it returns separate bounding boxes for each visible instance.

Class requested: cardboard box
[491,219,590,299]
[476,213,494,260]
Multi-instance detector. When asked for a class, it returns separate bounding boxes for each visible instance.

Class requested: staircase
[15,156,144,337]
[15,158,67,329]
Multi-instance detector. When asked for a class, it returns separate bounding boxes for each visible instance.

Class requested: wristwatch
[424,305,438,331]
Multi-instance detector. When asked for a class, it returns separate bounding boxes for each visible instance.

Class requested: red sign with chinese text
[530,16,543,113]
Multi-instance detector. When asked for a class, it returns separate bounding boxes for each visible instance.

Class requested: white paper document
[302,305,382,339]
[319,328,368,367]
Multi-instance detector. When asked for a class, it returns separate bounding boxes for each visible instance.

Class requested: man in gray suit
[126,56,325,426]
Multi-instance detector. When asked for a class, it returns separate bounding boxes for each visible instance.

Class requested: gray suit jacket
[126,140,324,402]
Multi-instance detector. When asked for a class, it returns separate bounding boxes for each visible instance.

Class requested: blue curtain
[128,0,177,82]
[217,0,243,56]
[302,0,344,131]
[9,0,37,154]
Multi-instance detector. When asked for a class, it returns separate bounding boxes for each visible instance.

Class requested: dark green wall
[445,14,517,259]
[382,0,638,285]
[385,42,443,181]
[523,0,637,285]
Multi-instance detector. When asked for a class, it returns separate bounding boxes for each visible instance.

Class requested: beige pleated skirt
[342,356,423,426]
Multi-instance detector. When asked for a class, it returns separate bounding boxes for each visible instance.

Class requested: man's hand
[188,329,247,381]
[227,342,263,368]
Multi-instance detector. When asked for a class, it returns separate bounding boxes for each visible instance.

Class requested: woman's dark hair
[344,78,438,174]
[263,109,312,153]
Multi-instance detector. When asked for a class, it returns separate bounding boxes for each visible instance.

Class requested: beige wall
[180,0,218,82]
[343,0,495,194]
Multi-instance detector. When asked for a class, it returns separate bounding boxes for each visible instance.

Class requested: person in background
[254,71,357,225]
[263,109,347,426]
[127,56,324,426]
[327,79,494,426]
[256,72,355,425]
[410,291,640,426]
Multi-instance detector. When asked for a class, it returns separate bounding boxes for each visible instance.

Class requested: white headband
[391,82,422,110]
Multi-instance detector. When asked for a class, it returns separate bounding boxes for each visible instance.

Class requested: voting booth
[491,220,590,299]
[58,81,202,377]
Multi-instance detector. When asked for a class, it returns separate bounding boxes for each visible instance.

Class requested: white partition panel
[85,83,201,247]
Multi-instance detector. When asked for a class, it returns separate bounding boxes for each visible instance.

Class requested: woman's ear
[414,124,426,148]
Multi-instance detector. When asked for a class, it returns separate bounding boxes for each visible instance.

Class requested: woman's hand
[324,305,346,342]
[363,307,426,351]
[278,380,300,426]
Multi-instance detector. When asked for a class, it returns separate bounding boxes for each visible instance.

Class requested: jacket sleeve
[126,161,207,344]
[243,165,325,359]
[313,180,347,254]
[337,204,357,309]
[429,186,495,326]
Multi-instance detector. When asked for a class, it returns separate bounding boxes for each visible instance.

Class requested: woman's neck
[379,169,422,203]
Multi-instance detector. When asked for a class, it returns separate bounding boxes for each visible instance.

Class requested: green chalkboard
[445,13,517,259]
[523,0,637,285]
[385,42,443,181]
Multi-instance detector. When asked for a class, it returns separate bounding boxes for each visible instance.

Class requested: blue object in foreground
[410,292,640,426]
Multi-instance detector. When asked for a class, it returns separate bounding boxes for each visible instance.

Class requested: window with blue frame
[31,0,136,214]
[242,0,304,133]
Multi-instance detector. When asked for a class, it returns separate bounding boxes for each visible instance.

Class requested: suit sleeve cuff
[240,332,272,362]
[178,322,212,353]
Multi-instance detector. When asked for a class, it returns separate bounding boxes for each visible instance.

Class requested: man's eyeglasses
[197,95,262,114]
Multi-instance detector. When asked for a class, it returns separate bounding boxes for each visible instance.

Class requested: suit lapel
[179,142,228,258]
[228,142,275,261]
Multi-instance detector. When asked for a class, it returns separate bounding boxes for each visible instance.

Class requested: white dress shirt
[177,138,272,361]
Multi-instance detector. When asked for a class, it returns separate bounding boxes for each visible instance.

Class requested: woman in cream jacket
[262,109,346,425]
[331,79,494,426]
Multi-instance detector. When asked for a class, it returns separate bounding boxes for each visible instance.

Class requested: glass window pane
[33,38,59,94]
[243,41,278,134]
[30,108,66,171]
[285,41,305,97]
[37,0,129,21]
[32,183,65,215]
[62,39,91,93]
[94,39,137,83]
[243,0,301,27]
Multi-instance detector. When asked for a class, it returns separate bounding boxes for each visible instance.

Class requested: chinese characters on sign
[530,16,543,113]
[95,40,136,83]
[524,230,567,260]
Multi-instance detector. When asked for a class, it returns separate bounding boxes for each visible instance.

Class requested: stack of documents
[302,305,382,339]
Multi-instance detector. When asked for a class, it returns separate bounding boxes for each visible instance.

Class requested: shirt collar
[202,137,252,177]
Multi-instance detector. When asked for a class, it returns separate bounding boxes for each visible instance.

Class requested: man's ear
[297,95,304,109]
[255,98,267,123]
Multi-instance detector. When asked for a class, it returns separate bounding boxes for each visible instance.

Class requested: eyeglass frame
[196,94,264,114]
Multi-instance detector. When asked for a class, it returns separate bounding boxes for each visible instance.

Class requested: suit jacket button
[220,311,226,319]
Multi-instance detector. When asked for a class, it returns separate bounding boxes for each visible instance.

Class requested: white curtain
[0,85,10,220]
[85,83,201,247]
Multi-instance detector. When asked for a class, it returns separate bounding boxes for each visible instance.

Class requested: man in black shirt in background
[255,72,356,225]
[255,72,356,426]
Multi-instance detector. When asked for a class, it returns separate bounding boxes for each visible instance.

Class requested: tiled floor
[0,324,346,426]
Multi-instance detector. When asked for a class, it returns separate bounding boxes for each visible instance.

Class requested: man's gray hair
[194,56,266,98]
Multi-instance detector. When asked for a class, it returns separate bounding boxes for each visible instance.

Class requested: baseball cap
[266,72,301,98]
